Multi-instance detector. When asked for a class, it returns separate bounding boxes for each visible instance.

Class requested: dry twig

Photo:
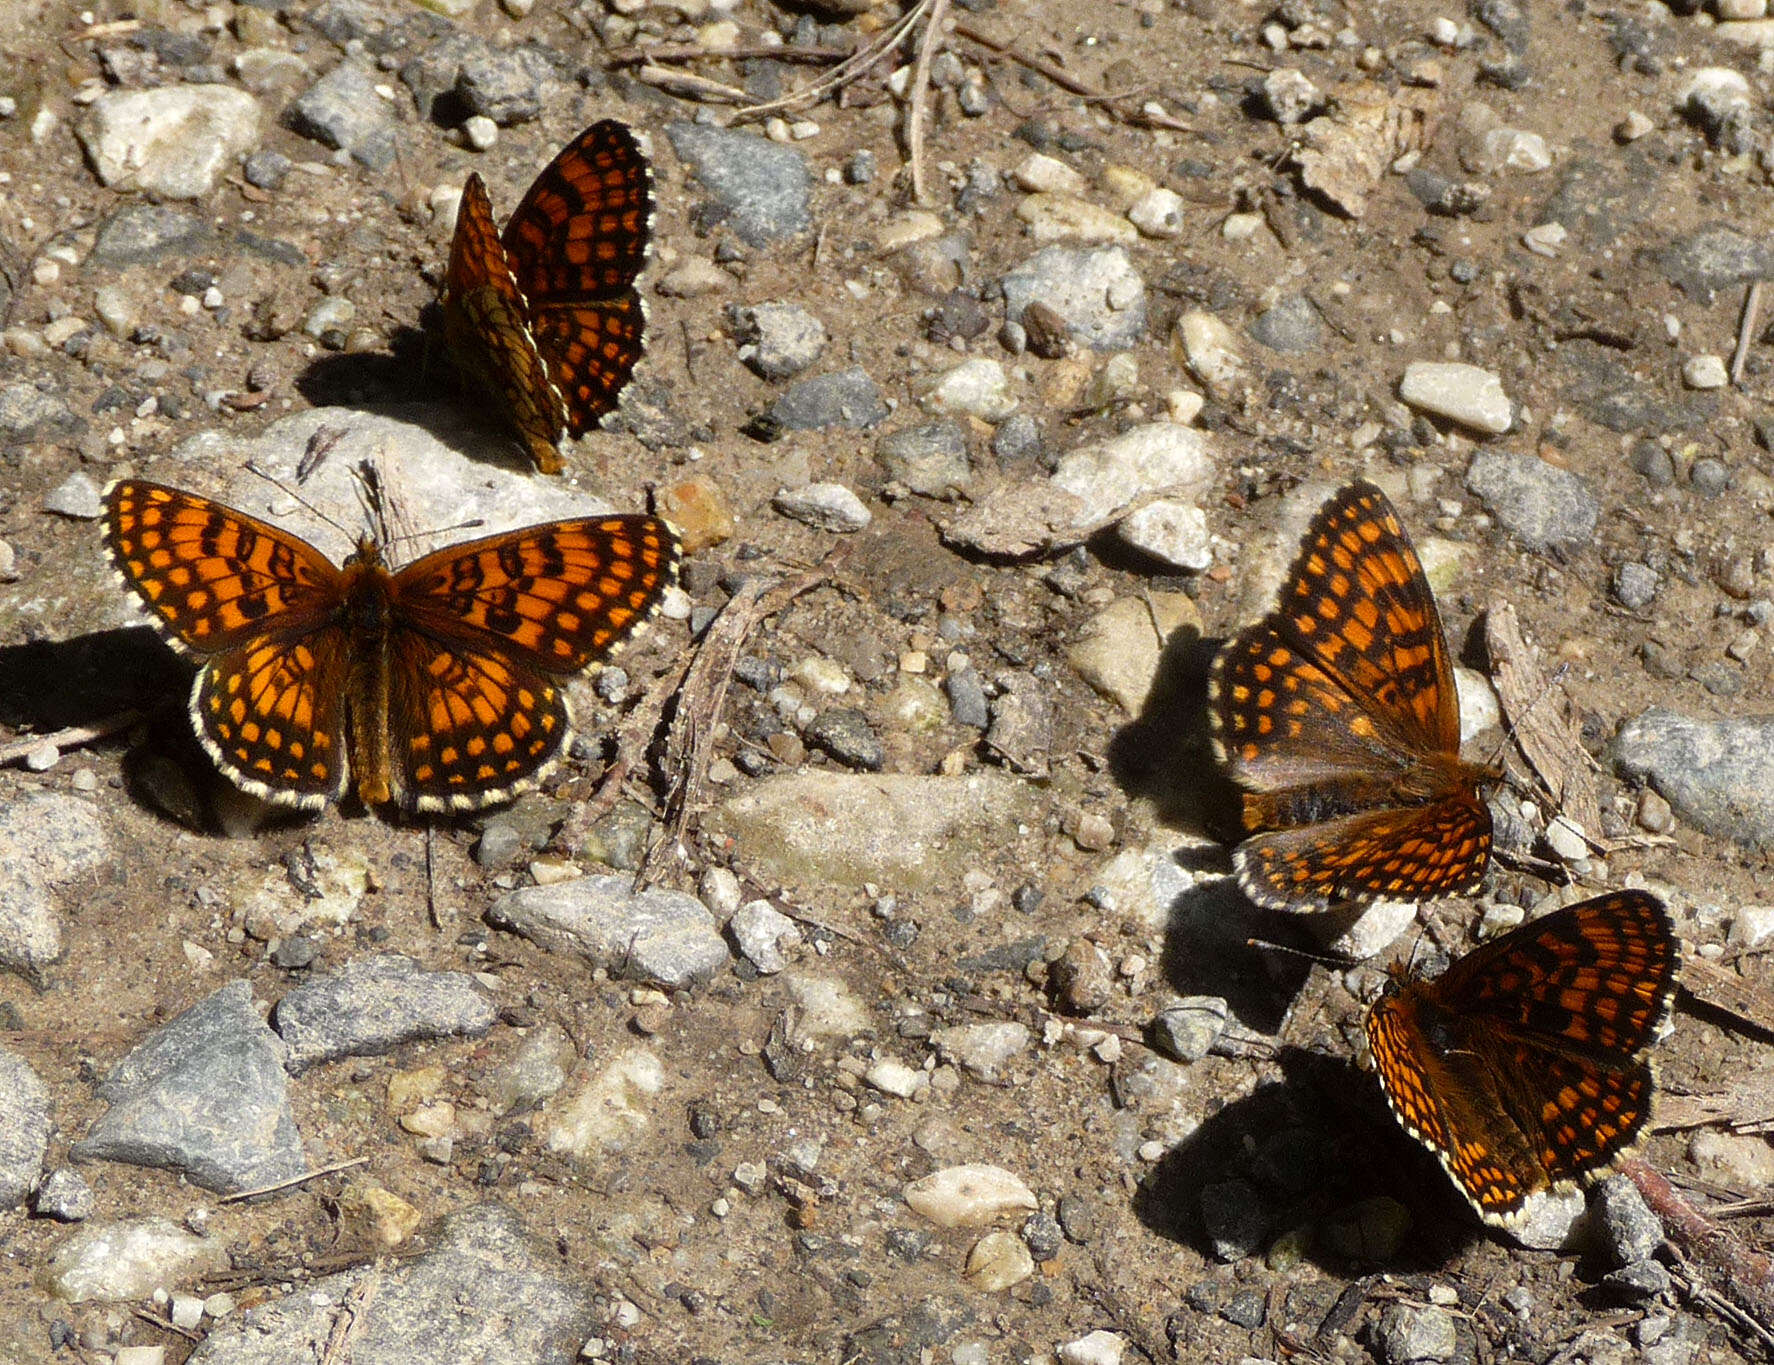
[0,710,141,767]
[730,0,929,123]
[1732,280,1763,388]
[905,0,951,205]
[951,20,1193,131]
[1626,1156,1774,1347]
[634,558,837,888]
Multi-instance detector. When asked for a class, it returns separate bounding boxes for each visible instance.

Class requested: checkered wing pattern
[104,481,354,806]
[104,482,682,813]
[1365,892,1679,1226]
[442,173,569,474]
[440,120,652,471]
[1210,481,1495,911]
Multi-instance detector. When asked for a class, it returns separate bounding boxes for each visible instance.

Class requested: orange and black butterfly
[103,480,679,812]
[441,119,652,475]
[1365,891,1679,1226]
[1210,480,1499,911]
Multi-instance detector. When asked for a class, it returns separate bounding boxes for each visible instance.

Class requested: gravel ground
[4,0,1774,1362]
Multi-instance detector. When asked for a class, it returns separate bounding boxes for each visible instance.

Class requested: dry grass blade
[1484,599,1605,849]
[905,0,951,205]
[633,558,837,888]
[730,0,930,124]
[951,20,1193,131]
[0,710,141,766]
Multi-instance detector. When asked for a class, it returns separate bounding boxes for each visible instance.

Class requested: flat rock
[1051,422,1216,530]
[273,954,497,1075]
[765,366,888,432]
[45,1217,230,1304]
[284,60,397,171]
[485,875,731,987]
[0,1047,50,1209]
[184,1203,596,1364]
[78,84,262,199]
[708,771,1040,891]
[0,383,80,442]
[1465,450,1600,552]
[1612,708,1774,849]
[90,203,215,267]
[72,980,306,1194]
[0,792,111,982]
[667,122,811,245]
[1000,245,1147,351]
[1399,361,1514,434]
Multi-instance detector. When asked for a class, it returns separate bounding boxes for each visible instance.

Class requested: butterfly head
[345,533,387,571]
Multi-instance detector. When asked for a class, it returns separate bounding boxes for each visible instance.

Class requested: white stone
[918,357,1017,422]
[1014,193,1139,244]
[541,1046,663,1159]
[115,1349,166,1365]
[1012,152,1087,195]
[1521,222,1567,258]
[1126,186,1185,238]
[1715,16,1774,41]
[1728,905,1774,947]
[78,85,262,200]
[462,115,498,151]
[1052,422,1216,531]
[864,1057,926,1098]
[699,866,742,917]
[1454,664,1501,744]
[964,1230,1034,1291]
[1683,354,1730,390]
[1262,67,1320,123]
[1174,309,1244,396]
[1058,1330,1128,1365]
[1315,898,1417,958]
[45,1219,229,1303]
[730,900,802,974]
[1116,499,1212,571]
[772,482,872,533]
[932,1022,1031,1080]
[1480,127,1551,172]
[903,1164,1038,1227]
[1545,815,1590,862]
[1507,1186,1590,1250]
[1720,0,1768,16]
[1398,361,1513,434]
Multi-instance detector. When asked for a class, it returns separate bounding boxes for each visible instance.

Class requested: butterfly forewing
[1365,893,1680,1226]
[1211,480,1495,910]
[104,481,344,653]
[392,516,679,673]
[442,174,568,475]
[502,120,652,301]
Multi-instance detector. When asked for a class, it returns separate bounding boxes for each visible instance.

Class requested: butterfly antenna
[1245,936,1360,970]
[243,459,357,542]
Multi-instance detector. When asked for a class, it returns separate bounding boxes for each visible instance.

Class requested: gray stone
[729,900,802,975]
[243,149,290,189]
[1613,561,1659,610]
[806,707,885,770]
[986,670,1052,776]
[78,84,262,199]
[184,1203,597,1365]
[43,472,103,519]
[878,421,971,499]
[273,953,497,1074]
[1465,450,1600,552]
[945,668,989,728]
[1248,293,1324,352]
[992,411,1043,464]
[72,981,306,1194]
[1000,245,1147,351]
[32,1168,93,1221]
[285,61,398,171]
[1690,456,1731,494]
[667,122,811,245]
[1655,224,1774,302]
[733,300,827,380]
[486,875,731,987]
[454,47,541,126]
[1613,708,1774,850]
[773,481,873,532]
[0,1047,49,1209]
[0,793,110,983]
[0,383,79,442]
[766,366,888,432]
[1594,1174,1664,1267]
[398,31,490,122]
[1152,997,1229,1063]
[708,771,1040,892]
[45,1217,229,1304]
[1199,1177,1270,1262]
[90,203,214,266]
[1600,1258,1672,1302]
[1375,1303,1458,1364]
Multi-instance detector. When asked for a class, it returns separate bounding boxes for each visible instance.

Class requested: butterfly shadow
[1130,1043,1484,1270]
[0,626,320,833]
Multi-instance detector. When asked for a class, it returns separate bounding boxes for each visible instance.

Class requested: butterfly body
[105,481,679,814]
[1365,891,1679,1226]
[1211,481,1496,910]
[441,120,652,474]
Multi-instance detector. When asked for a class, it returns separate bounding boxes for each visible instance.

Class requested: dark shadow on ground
[1132,1044,1482,1272]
